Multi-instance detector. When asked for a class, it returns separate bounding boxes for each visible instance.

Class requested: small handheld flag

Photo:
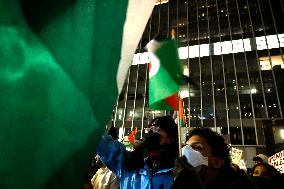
[128,127,138,145]
[146,38,185,110]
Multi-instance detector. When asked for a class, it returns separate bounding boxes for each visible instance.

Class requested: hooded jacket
[97,133,175,189]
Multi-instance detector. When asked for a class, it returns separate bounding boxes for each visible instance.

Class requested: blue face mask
[181,145,208,167]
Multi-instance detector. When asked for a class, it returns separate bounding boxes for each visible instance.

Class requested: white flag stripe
[116,0,156,93]
[148,52,160,78]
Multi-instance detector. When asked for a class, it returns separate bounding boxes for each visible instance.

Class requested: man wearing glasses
[97,116,178,189]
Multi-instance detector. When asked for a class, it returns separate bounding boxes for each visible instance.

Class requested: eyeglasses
[144,126,160,134]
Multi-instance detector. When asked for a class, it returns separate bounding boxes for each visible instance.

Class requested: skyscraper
[112,0,284,166]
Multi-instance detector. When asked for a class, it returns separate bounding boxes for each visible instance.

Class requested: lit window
[256,36,268,50]
[267,35,280,49]
[251,89,257,94]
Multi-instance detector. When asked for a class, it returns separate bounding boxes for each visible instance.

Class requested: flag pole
[171,28,182,157]
[177,93,182,157]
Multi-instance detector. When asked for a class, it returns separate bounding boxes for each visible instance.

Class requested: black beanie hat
[148,116,178,139]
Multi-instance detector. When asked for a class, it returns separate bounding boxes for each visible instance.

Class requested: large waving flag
[147,38,185,110]
[0,1,155,189]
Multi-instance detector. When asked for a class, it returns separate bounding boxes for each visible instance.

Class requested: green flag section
[0,1,155,189]
[147,39,185,110]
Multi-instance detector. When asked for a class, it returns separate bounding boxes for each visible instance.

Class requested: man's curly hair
[186,127,231,169]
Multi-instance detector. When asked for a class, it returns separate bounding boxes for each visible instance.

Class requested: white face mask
[181,145,208,167]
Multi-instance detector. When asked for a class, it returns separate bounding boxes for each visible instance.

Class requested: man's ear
[211,157,224,169]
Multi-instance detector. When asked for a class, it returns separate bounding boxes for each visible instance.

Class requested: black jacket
[171,156,257,189]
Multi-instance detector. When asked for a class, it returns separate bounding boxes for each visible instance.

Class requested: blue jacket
[97,134,175,189]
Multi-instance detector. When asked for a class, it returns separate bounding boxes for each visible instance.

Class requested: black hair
[251,162,281,180]
[186,127,231,169]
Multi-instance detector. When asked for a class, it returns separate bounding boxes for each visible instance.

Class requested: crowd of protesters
[87,115,284,189]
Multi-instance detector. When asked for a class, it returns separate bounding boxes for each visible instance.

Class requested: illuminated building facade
[112,0,284,166]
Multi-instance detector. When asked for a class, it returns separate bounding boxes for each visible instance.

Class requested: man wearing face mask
[171,127,256,189]
[97,116,179,189]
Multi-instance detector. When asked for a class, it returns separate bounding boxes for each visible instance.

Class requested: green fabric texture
[0,0,128,188]
[149,39,184,110]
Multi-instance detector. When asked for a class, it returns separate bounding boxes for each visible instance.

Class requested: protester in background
[171,127,256,189]
[251,162,282,189]
[253,154,268,164]
[97,116,179,189]
[91,155,120,189]
[84,155,103,189]
[85,124,120,189]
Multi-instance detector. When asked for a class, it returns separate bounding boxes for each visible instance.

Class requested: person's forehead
[255,165,266,171]
[186,135,208,146]
[186,135,213,156]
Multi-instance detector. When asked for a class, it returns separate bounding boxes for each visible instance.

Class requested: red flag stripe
[164,93,178,110]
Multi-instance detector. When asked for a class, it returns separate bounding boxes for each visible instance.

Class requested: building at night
[111,0,284,167]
